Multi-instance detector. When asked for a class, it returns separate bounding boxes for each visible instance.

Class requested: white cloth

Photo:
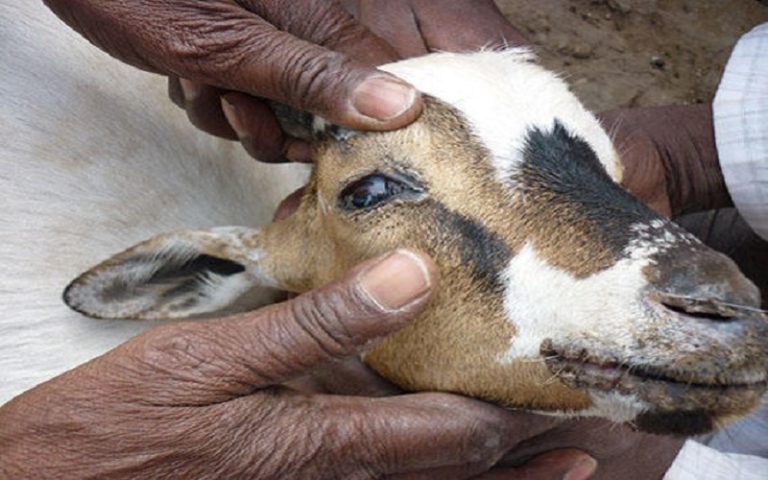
[666,23,768,479]
[665,438,768,480]
[714,23,768,241]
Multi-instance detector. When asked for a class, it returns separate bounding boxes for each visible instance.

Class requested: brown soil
[496,0,768,112]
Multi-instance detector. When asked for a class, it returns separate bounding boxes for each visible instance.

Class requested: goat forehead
[379,50,621,183]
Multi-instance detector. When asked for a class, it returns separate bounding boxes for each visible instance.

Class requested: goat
[62,48,768,434]
[3,2,766,437]
[0,1,307,403]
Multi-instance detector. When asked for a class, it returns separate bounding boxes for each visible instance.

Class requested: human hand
[43,0,420,163]
[291,344,678,480]
[599,104,732,218]
[351,0,528,57]
[496,416,684,480]
[0,250,594,479]
[45,0,526,160]
[168,0,527,162]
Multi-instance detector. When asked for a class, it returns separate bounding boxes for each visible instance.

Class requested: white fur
[380,50,622,183]
[194,274,258,314]
[0,2,307,403]
[499,242,652,362]
[580,392,650,424]
[498,221,691,419]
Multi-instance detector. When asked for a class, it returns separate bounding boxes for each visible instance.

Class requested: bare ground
[496,0,768,111]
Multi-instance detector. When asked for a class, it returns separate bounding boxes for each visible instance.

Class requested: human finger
[473,449,597,480]
[241,0,400,66]
[315,392,557,477]
[192,1,421,129]
[355,1,430,58]
[357,0,528,57]
[221,92,288,162]
[176,78,238,140]
[125,250,437,402]
[298,357,402,396]
[170,80,313,162]
[45,0,422,130]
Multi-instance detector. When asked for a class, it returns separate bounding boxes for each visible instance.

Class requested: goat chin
[0,1,308,403]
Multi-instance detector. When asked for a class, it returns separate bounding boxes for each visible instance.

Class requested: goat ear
[63,225,303,320]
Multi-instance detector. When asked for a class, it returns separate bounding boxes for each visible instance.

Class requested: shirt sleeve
[665,24,768,479]
[664,439,768,480]
[713,23,768,241]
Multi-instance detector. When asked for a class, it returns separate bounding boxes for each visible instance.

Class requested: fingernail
[179,78,202,103]
[563,457,597,480]
[221,96,246,138]
[352,76,417,121]
[284,140,313,163]
[360,250,431,310]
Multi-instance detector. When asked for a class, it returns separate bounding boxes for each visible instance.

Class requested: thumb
[222,24,422,131]
[230,0,422,130]
[477,449,597,480]
[45,0,421,131]
[124,250,437,401]
[244,249,437,386]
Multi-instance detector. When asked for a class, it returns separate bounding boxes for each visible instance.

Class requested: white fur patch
[380,50,621,183]
[498,221,690,418]
[192,273,257,315]
[498,241,651,362]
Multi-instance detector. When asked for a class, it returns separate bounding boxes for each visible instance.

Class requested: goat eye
[340,174,407,210]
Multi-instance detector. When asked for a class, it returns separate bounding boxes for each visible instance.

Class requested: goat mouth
[545,354,767,391]
[540,339,767,418]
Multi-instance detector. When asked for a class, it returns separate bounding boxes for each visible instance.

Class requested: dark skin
[599,104,731,218]
[45,0,421,153]
[5,0,702,477]
[0,252,595,479]
[164,0,527,162]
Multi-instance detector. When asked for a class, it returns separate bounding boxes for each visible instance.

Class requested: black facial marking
[634,410,714,436]
[518,121,658,253]
[431,202,512,294]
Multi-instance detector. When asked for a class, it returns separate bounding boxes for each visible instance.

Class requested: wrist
[600,104,732,218]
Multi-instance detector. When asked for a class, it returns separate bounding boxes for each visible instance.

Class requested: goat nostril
[647,291,763,323]
[659,301,735,322]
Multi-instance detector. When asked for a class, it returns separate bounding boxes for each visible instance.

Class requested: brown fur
[252,98,593,409]
[66,96,766,426]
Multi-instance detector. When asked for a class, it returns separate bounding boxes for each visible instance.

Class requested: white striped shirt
[714,23,768,240]
[666,23,768,479]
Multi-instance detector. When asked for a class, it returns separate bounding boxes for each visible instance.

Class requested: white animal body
[0,1,307,403]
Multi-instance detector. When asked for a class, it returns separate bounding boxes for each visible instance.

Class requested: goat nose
[647,249,761,321]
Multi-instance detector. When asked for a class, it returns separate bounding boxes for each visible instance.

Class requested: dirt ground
[496,0,768,112]
[494,0,768,302]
